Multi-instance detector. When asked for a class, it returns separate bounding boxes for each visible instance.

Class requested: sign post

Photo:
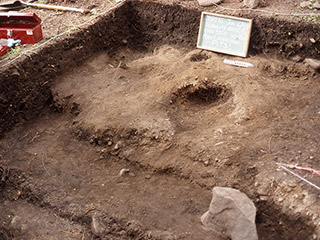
[197,12,253,57]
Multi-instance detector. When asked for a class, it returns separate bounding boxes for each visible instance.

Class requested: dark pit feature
[189,52,210,62]
[186,85,227,104]
[172,81,230,107]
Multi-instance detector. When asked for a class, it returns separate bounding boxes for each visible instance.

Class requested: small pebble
[300,1,312,8]
[287,182,297,188]
[145,175,151,179]
[101,148,107,153]
[259,195,268,201]
[108,141,113,146]
[291,55,302,63]
[119,168,130,176]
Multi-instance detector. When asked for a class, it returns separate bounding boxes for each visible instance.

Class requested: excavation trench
[0,0,319,239]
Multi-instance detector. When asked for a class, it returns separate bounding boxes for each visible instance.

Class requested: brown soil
[0,0,320,239]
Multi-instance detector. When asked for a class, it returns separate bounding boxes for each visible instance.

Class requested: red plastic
[0,45,9,56]
[0,12,43,44]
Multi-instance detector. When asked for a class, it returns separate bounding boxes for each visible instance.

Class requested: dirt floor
[0,0,320,239]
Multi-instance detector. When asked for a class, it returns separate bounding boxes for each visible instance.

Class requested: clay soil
[0,0,320,239]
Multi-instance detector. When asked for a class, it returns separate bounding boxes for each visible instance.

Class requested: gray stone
[243,0,259,8]
[305,58,320,70]
[300,1,312,8]
[201,187,258,240]
[197,0,223,7]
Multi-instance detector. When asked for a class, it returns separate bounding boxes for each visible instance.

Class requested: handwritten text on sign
[197,13,253,57]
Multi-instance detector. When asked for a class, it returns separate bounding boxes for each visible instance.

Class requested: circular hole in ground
[171,80,231,107]
[189,52,210,62]
[187,85,223,104]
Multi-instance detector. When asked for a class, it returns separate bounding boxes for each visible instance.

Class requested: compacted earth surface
[0,0,320,239]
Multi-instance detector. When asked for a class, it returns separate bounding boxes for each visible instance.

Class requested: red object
[0,12,42,44]
[0,45,9,56]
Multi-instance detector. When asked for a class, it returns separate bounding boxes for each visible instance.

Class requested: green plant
[7,47,22,58]
[301,15,307,20]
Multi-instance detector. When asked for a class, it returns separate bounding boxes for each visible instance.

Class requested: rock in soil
[313,2,320,9]
[304,58,320,70]
[300,1,312,8]
[91,212,108,236]
[119,168,130,176]
[197,0,223,7]
[243,0,259,8]
[201,187,258,240]
[91,211,118,236]
[291,55,302,63]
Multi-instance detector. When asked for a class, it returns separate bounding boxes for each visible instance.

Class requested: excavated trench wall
[0,0,319,137]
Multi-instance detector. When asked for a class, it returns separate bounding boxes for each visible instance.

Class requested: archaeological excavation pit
[0,0,319,239]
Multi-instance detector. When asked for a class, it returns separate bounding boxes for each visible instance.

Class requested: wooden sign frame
[197,12,253,57]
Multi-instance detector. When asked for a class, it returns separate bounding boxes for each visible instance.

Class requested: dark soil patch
[189,52,210,62]
[0,229,10,240]
[256,204,315,240]
[171,81,230,107]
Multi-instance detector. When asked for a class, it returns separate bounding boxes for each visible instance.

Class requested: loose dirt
[0,0,320,239]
